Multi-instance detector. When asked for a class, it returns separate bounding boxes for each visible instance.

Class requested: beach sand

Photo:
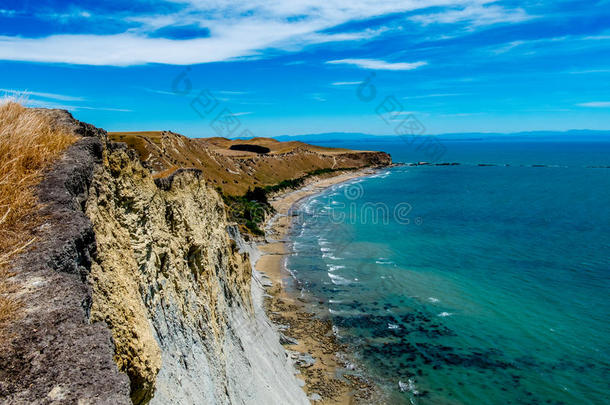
[255,169,383,404]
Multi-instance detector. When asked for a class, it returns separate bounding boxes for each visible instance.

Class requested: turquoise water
[286,140,610,404]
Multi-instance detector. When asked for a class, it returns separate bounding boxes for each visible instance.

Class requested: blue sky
[1,0,609,137]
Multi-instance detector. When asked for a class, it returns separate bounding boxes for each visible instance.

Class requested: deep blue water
[286,140,610,404]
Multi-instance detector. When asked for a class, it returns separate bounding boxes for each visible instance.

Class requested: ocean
[285,138,610,404]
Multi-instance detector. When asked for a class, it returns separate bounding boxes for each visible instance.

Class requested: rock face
[0,115,131,404]
[86,140,307,404]
[1,109,390,404]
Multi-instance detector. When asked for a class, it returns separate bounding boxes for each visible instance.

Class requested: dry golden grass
[108,130,377,195]
[0,101,77,335]
[152,166,179,179]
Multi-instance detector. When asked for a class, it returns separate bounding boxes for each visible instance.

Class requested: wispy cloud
[577,102,610,108]
[140,87,178,96]
[15,97,132,112]
[403,93,466,99]
[488,36,568,55]
[411,4,531,27]
[1,88,130,112]
[0,88,84,101]
[326,58,427,71]
[309,93,327,102]
[231,111,252,116]
[0,1,521,66]
[566,69,610,74]
[76,106,132,112]
[218,90,249,96]
[331,81,362,86]
[439,112,485,117]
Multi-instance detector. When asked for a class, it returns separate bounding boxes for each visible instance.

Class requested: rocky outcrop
[1,108,391,404]
[0,114,131,404]
[0,110,310,405]
[84,122,309,403]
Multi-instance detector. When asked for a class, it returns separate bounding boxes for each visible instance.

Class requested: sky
[1,0,609,137]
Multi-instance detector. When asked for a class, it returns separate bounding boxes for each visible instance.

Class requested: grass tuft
[0,101,77,337]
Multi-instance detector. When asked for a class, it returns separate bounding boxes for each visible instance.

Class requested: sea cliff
[0,108,390,404]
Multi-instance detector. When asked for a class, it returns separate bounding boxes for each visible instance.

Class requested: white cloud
[583,34,610,40]
[218,90,249,95]
[488,36,568,55]
[309,93,327,102]
[0,0,524,66]
[231,111,252,116]
[326,58,427,70]
[403,93,465,99]
[331,81,362,86]
[577,102,610,108]
[76,106,132,112]
[567,69,610,74]
[20,98,130,112]
[141,87,179,96]
[0,88,130,111]
[411,4,531,26]
[0,88,84,101]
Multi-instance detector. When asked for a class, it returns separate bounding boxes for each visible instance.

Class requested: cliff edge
[0,108,390,404]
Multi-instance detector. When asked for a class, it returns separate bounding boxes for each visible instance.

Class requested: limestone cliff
[86,141,307,404]
[0,108,390,404]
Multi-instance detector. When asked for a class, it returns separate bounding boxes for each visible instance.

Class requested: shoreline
[255,167,386,404]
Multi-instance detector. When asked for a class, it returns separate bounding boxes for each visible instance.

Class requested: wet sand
[255,169,383,404]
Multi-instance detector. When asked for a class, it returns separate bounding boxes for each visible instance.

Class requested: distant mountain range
[272,130,610,143]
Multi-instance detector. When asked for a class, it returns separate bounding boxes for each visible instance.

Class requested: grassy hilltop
[109,131,390,196]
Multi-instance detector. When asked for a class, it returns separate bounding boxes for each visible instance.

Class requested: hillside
[109,131,391,195]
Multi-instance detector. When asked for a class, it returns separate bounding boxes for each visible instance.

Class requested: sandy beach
[255,168,384,404]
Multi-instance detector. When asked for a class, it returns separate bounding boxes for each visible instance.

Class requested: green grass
[218,167,359,236]
[219,189,270,236]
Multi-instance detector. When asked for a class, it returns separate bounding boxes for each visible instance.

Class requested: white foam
[285,266,298,279]
[388,323,400,330]
[320,247,331,252]
[398,379,419,395]
[328,273,351,285]
[438,312,453,317]
[371,170,391,179]
[375,258,394,265]
[328,308,353,315]
[428,297,440,303]
[327,264,345,272]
